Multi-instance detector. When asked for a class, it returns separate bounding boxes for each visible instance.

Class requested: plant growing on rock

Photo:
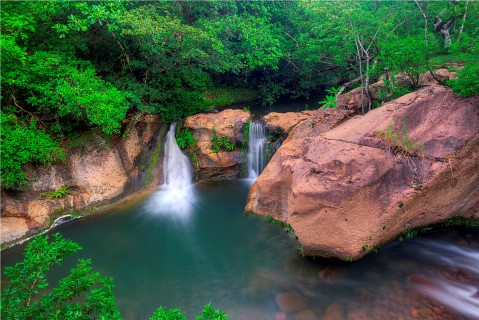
[377,121,424,157]
[39,186,70,200]
[176,128,196,149]
[211,126,235,153]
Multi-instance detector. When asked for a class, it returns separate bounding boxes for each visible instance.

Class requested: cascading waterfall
[247,121,267,180]
[145,122,196,217]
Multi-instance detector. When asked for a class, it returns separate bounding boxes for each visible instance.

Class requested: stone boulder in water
[183,109,251,182]
[246,85,479,260]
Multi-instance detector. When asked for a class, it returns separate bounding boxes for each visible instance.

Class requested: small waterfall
[145,122,196,217]
[247,121,267,180]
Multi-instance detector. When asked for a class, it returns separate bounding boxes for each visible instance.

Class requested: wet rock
[293,309,317,320]
[347,309,369,320]
[323,304,344,320]
[275,312,288,320]
[275,291,308,313]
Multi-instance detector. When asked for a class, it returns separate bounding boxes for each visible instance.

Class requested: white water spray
[145,122,196,217]
[247,121,267,180]
[414,240,479,319]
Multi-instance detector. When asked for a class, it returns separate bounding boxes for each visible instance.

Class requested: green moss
[145,132,164,186]
[264,215,297,240]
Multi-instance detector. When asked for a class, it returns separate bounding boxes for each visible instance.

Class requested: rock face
[263,111,316,135]
[246,85,479,260]
[337,68,457,111]
[1,115,166,247]
[183,109,251,182]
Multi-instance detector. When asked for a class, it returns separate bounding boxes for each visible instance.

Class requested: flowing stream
[247,121,267,180]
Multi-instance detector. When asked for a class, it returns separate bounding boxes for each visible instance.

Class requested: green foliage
[149,306,186,320]
[1,233,122,319]
[379,36,432,90]
[447,61,479,97]
[176,129,196,150]
[205,88,258,109]
[0,113,65,190]
[210,127,235,153]
[196,303,229,320]
[377,121,424,157]
[441,216,479,228]
[264,216,297,240]
[40,186,70,200]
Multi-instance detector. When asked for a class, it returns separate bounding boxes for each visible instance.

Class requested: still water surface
[2,181,478,319]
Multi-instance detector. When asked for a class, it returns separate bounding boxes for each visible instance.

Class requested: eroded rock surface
[1,115,166,247]
[246,85,479,260]
[184,109,251,182]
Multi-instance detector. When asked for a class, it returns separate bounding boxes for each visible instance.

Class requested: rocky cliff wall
[1,115,166,247]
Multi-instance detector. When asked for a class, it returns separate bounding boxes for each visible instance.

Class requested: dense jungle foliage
[1,0,479,189]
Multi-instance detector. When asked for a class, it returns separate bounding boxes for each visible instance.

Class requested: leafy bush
[447,61,479,97]
[1,113,65,190]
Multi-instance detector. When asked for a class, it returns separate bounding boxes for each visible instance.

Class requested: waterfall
[247,121,267,180]
[145,122,196,217]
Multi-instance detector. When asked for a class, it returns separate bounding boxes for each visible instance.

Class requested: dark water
[2,181,479,320]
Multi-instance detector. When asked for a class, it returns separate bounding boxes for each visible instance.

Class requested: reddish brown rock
[1,116,166,247]
[246,85,479,260]
[323,304,344,320]
[275,291,308,313]
[183,109,251,182]
[294,309,317,320]
[264,111,316,135]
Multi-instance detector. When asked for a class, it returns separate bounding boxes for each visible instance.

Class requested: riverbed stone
[323,304,344,320]
[275,291,308,313]
[246,85,479,260]
[294,309,317,320]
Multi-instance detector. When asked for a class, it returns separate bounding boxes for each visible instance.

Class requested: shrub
[1,113,65,190]
[447,61,479,97]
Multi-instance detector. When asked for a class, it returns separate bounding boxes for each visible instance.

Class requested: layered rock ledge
[1,115,166,247]
[246,85,479,260]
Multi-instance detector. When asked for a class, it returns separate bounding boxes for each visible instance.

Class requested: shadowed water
[2,181,478,320]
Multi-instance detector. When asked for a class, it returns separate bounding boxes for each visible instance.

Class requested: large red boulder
[246,85,479,260]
